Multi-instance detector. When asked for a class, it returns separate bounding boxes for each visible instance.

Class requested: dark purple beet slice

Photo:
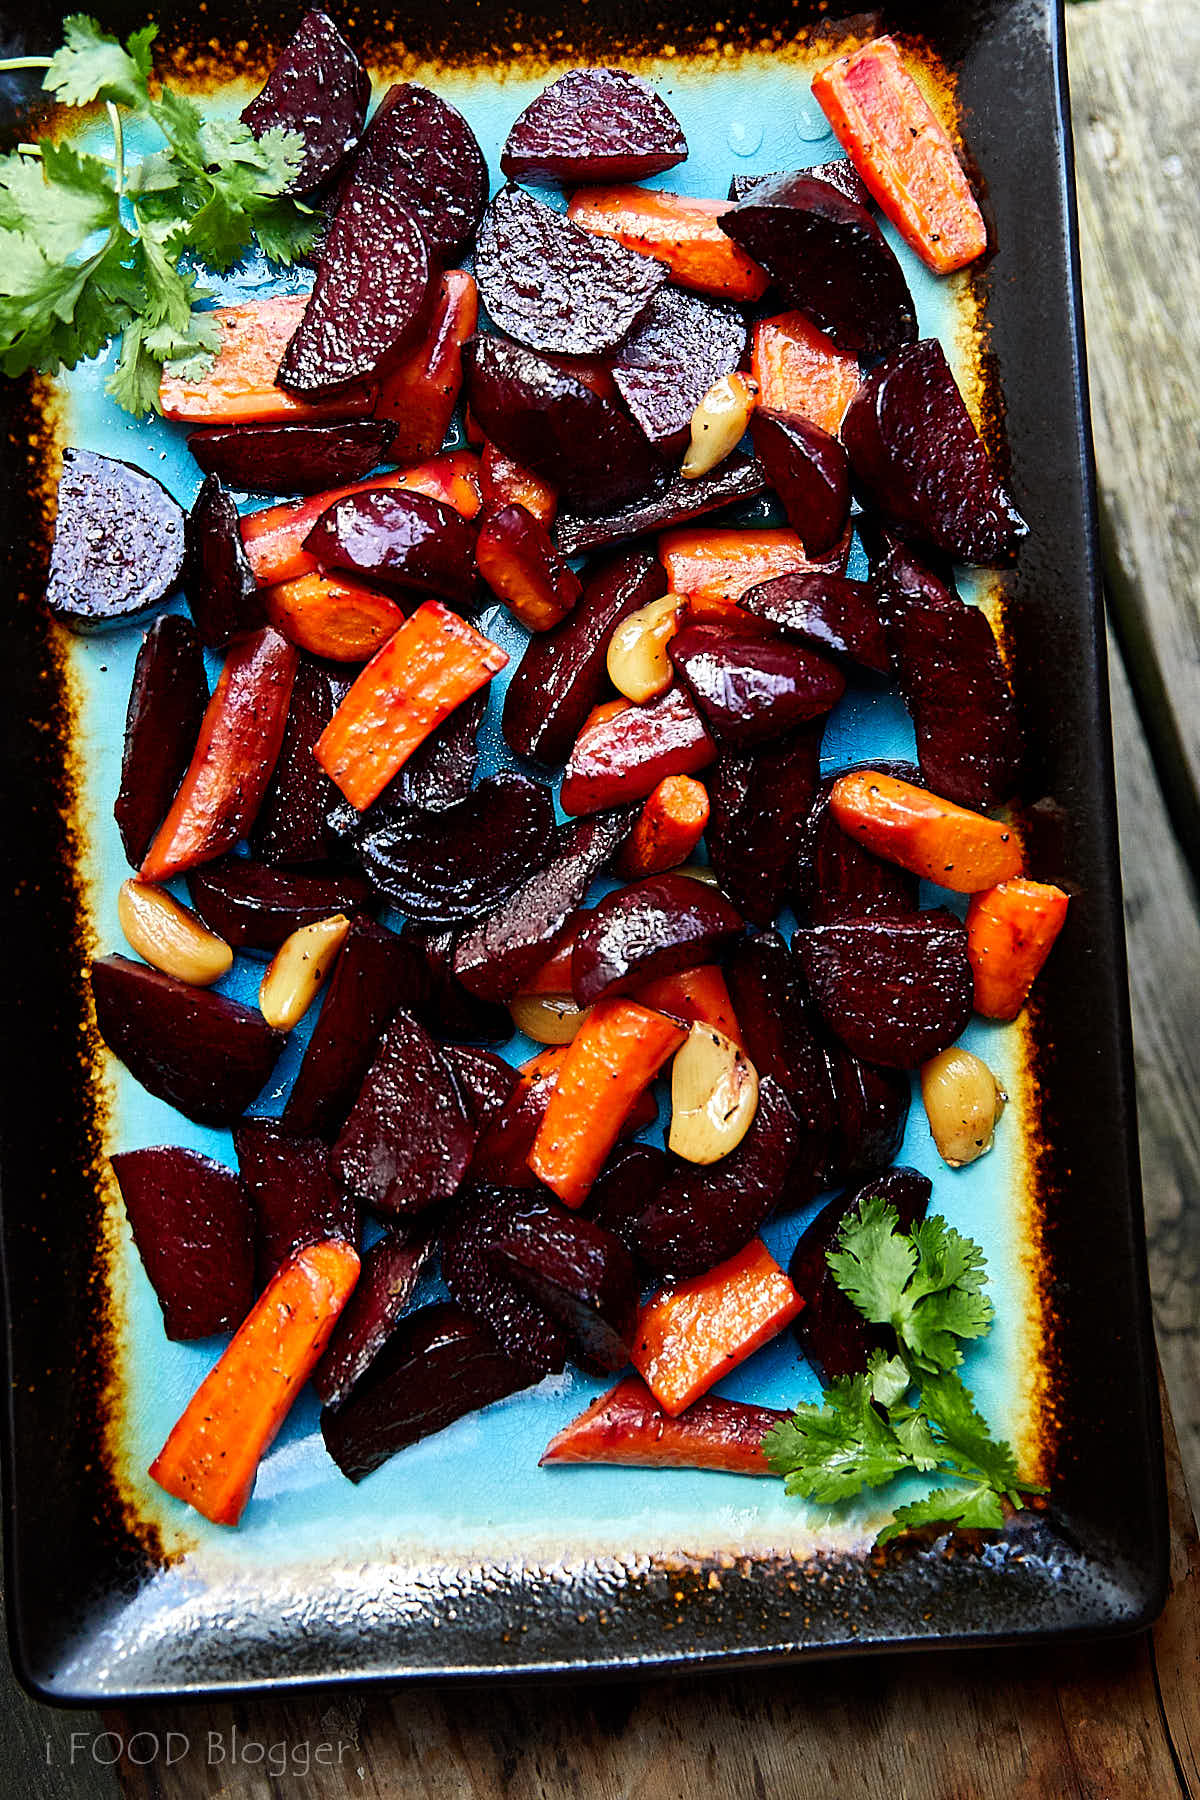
[799,764,921,924]
[241,9,369,195]
[466,335,663,512]
[842,339,1026,565]
[233,1119,358,1286]
[303,487,478,602]
[278,192,434,396]
[742,570,890,674]
[332,1009,476,1217]
[570,871,744,1007]
[750,409,850,555]
[789,1167,931,1382]
[453,807,637,1003]
[476,184,665,357]
[46,449,185,632]
[327,690,484,842]
[321,1301,530,1481]
[338,80,488,262]
[637,1077,800,1277]
[252,659,351,866]
[724,173,917,356]
[353,773,555,926]
[183,474,263,649]
[488,1196,638,1373]
[799,910,974,1069]
[441,1186,569,1376]
[612,286,748,456]
[669,621,845,748]
[188,421,395,495]
[729,159,872,208]
[449,1047,519,1127]
[502,551,666,765]
[91,955,284,1126]
[725,930,836,1136]
[407,926,513,1043]
[875,539,1024,808]
[706,723,825,926]
[553,455,767,558]
[114,615,209,868]
[501,68,687,183]
[283,917,430,1138]
[187,858,373,953]
[582,1142,666,1257]
[825,1047,911,1184]
[109,1146,255,1340]
[314,1222,439,1408]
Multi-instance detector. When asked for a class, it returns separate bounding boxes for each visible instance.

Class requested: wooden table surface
[5,1,1199,1792]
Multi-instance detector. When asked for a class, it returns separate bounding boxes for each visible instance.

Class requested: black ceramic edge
[0,0,1168,1703]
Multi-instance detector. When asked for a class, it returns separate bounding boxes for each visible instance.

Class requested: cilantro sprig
[764,1197,1044,1544]
[0,15,320,413]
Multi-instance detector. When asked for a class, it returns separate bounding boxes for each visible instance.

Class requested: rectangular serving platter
[0,0,1167,1701]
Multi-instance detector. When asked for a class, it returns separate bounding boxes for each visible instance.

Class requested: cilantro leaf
[763,1373,918,1503]
[0,144,117,260]
[826,1196,917,1327]
[828,1198,993,1375]
[44,15,154,110]
[919,1369,1038,1496]
[877,1484,1007,1544]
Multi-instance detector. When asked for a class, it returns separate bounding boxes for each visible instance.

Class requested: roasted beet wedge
[707,725,825,926]
[582,1141,666,1255]
[283,918,430,1137]
[742,570,890,674]
[669,622,845,748]
[449,1047,519,1127]
[476,184,664,357]
[187,858,372,953]
[354,773,556,926]
[314,1223,439,1408]
[750,409,851,555]
[184,475,263,648]
[321,1301,530,1482]
[252,659,351,866]
[468,1053,561,1188]
[110,1146,255,1340]
[188,421,395,495]
[453,807,637,1002]
[612,286,748,456]
[729,158,872,208]
[789,1167,931,1382]
[559,689,716,815]
[241,9,369,194]
[553,456,767,558]
[799,909,974,1069]
[233,1120,359,1286]
[476,503,582,631]
[91,956,285,1126]
[441,1186,570,1375]
[571,872,744,1006]
[46,449,186,631]
[303,487,478,603]
[410,925,513,1041]
[488,1197,639,1373]
[842,340,1026,565]
[466,335,663,511]
[502,551,666,765]
[637,1076,800,1276]
[114,616,209,868]
[799,764,921,924]
[333,1009,476,1216]
[725,929,835,1136]
[338,80,488,261]
[501,68,687,183]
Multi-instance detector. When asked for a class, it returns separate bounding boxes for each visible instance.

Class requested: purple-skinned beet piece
[110,1146,255,1341]
[582,1142,666,1258]
[706,722,825,926]
[406,925,513,1043]
[314,1221,439,1409]
[669,620,845,748]
[233,1120,359,1287]
[824,1047,911,1185]
[114,615,209,868]
[612,286,747,456]
[188,421,395,496]
[241,9,369,195]
[448,1047,519,1127]
[327,690,485,842]
[725,930,836,1137]
[46,449,186,632]
[501,68,687,183]
[442,1186,570,1376]
[488,1196,639,1373]
[337,80,488,262]
[798,763,921,924]
[252,659,351,866]
[303,486,479,603]
[741,570,890,674]
[553,455,767,558]
[186,858,372,953]
[184,475,263,648]
[729,159,872,208]
[570,871,744,1007]
[750,409,851,555]
[799,909,974,1069]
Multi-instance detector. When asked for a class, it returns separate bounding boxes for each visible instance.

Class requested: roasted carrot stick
[315,601,508,810]
[567,187,768,301]
[751,311,862,435]
[476,502,582,631]
[375,270,478,458]
[150,1238,360,1526]
[617,775,710,878]
[966,878,1070,1020]
[263,571,408,662]
[540,1375,785,1476]
[660,527,840,601]
[632,1239,803,1416]
[481,439,558,528]
[812,36,988,275]
[634,964,745,1051]
[529,999,687,1207]
[159,296,376,424]
[829,769,1023,893]
[140,627,298,884]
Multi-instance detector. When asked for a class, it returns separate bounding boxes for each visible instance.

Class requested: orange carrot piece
[315,601,508,810]
[150,1239,360,1525]
[634,964,745,1052]
[263,571,408,662]
[140,627,298,884]
[481,439,558,528]
[617,775,710,878]
[159,297,376,424]
[681,593,749,625]
[751,311,862,435]
[540,1375,784,1476]
[829,769,1023,894]
[375,270,478,458]
[632,1239,803,1417]
[812,35,988,275]
[660,528,823,602]
[528,998,687,1207]
[567,187,768,302]
[966,878,1070,1020]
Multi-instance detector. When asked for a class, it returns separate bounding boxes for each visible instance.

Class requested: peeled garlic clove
[118,878,233,987]
[605,593,681,703]
[669,1023,759,1164]
[509,992,589,1046]
[681,372,759,480]
[259,913,351,1031]
[920,1045,1007,1167]
[673,863,720,886]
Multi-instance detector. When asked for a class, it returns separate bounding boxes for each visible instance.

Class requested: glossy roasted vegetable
[110,1146,255,1341]
[188,420,395,495]
[541,1376,786,1475]
[669,621,845,747]
[502,68,687,183]
[313,1222,438,1409]
[187,858,372,952]
[251,659,351,866]
[114,616,209,868]
[798,762,921,922]
[337,80,488,261]
[706,722,824,925]
[560,689,716,815]
[488,1196,639,1372]
[567,187,767,301]
[233,1120,359,1286]
[442,1186,570,1374]
[376,271,478,459]
[46,450,186,632]
[553,455,767,559]
[799,908,974,1069]
[184,475,263,647]
[571,872,744,1006]
[160,296,376,425]
[476,502,582,631]
[240,8,369,194]
[749,408,851,555]
[612,286,748,456]
[741,569,889,674]
[828,768,1023,892]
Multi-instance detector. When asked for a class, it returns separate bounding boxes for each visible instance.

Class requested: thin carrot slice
[751,311,861,435]
[567,187,768,301]
[540,1375,784,1476]
[528,998,687,1207]
[829,769,1023,894]
[263,571,408,662]
[159,296,376,424]
[616,775,710,878]
[660,527,829,602]
[375,270,478,458]
[149,1238,360,1526]
[632,1238,803,1416]
[314,601,508,810]
[812,35,988,275]
[634,964,745,1052]
[966,878,1070,1020]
